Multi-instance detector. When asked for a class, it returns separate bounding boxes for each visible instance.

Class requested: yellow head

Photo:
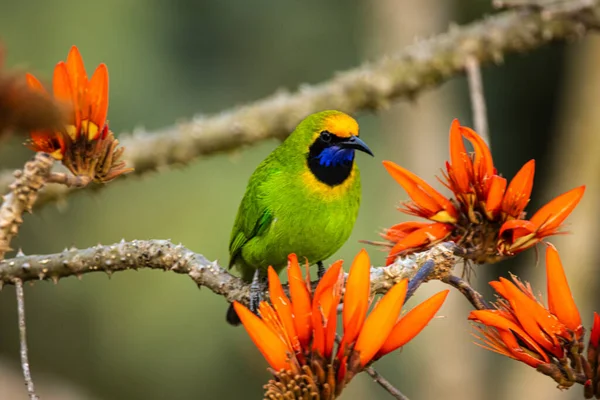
[284,110,373,187]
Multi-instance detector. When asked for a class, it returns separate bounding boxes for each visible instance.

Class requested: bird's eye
[320,131,332,143]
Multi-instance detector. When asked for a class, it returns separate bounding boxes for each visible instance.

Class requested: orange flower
[586,312,600,399]
[235,250,448,399]
[381,119,584,265]
[469,246,586,387]
[0,46,65,138]
[590,312,600,350]
[25,46,132,183]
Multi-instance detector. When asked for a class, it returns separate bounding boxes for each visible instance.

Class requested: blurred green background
[1,1,599,399]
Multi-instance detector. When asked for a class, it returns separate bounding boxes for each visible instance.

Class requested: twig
[2,0,599,209]
[440,275,490,310]
[334,332,410,400]
[365,366,410,400]
[0,153,53,259]
[15,279,38,400]
[46,172,92,188]
[0,240,458,307]
[465,57,490,145]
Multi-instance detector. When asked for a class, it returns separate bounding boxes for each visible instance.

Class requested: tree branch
[2,0,598,209]
[15,279,39,400]
[465,57,490,144]
[0,240,458,305]
[0,153,53,259]
[441,275,490,310]
[365,366,410,400]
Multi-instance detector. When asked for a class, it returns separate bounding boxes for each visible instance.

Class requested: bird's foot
[249,269,266,315]
[317,261,325,280]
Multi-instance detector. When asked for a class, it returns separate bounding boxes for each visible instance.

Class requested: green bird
[226,110,373,325]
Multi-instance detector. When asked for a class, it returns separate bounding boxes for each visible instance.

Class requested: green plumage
[228,110,367,284]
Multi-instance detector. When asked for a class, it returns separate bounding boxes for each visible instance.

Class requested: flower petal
[502,160,535,219]
[342,249,371,345]
[471,324,544,368]
[52,61,78,134]
[378,290,448,356]
[545,245,582,336]
[489,280,509,299]
[529,186,585,236]
[468,309,550,363]
[25,73,46,93]
[499,277,567,357]
[65,45,87,127]
[460,124,494,193]
[485,175,507,219]
[287,254,312,349]
[233,301,291,371]
[354,279,408,366]
[268,266,300,353]
[382,221,431,242]
[311,260,343,356]
[386,222,453,265]
[498,219,537,254]
[448,118,473,194]
[383,160,458,223]
[86,63,109,138]
[496,328,546,368]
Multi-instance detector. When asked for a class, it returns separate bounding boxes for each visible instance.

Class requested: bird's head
[289,110,373,186]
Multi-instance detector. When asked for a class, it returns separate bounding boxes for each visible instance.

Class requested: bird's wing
[228,160,279,269]
[229,209,273,264]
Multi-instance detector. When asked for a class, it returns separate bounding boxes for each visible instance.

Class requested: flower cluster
[234,250,448,399]
[25,46,132,184]
[381,119,584,265]
[469,245,600,394]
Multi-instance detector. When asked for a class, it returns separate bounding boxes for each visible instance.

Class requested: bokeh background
[1,1,599,399]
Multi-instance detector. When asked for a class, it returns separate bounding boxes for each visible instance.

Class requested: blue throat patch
[316,146,355,167]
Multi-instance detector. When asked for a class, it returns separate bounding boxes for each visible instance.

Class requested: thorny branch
[0,153,54,400]
[15,279,38,400]
[0,153,53,259]
[1,0,599,209]
[0,240,458,307]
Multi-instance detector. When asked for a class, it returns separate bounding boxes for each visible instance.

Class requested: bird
[226,110,373,325]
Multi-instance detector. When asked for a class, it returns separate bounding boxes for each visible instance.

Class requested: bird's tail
[226,303,242,326]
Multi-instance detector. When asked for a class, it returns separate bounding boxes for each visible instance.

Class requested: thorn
[76,274,83,281]
[37,273,45,280]
[16,248,25,257]
[51,276,59,284]
[105,270,112,279]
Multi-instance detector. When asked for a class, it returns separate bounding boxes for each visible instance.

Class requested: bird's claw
[317,261,325,280]
[249,269,265,315]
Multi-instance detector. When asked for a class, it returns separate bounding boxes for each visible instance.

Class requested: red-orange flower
[234,250,448,399]
[25,46,132,183]
[0,46,65,138]
[586,312,600,398]
[381,119,584,265]
[469,245,588,388]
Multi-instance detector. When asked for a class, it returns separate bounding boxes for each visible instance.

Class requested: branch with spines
[1,0,599,210]
[0,240,458,305]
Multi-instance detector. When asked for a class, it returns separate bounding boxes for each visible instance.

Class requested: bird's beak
[340,135,374,156]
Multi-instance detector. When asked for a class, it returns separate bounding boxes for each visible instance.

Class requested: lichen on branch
[0,153,54,259]
[0,240,458,306]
